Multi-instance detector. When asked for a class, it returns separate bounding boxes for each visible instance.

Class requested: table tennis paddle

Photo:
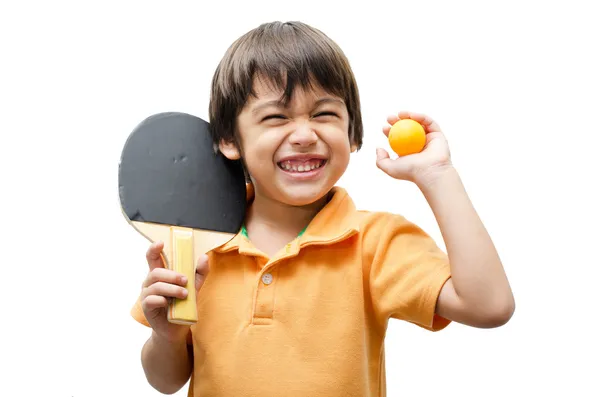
[118,112,247,325]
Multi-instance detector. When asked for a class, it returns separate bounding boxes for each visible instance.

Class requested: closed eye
[262,114,286,121]
[313,111,338,118]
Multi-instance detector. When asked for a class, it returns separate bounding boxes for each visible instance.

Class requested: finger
[195,254,210,291]
[410,113,437,131]
[397,111,441,133]
[386,115,400,127]
[141,295,169,312]
[382,124,391,137]
[376,147,390,161]
[375,148,395,175]
[424,119,441,133]
[146,241,165,271]
[389,112,431,127]
[143,267,188,288]
[396,110,412,120]
[145,281,188,300]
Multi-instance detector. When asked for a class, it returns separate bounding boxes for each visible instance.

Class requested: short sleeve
[367,213,452,331]
[131,296,151,327]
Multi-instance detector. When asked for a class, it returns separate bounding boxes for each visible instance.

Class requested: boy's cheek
[245,154,274,175]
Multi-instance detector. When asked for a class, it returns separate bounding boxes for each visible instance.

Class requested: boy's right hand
[140,241,209,343]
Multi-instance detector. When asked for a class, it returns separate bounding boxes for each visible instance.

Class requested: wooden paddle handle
[167,227,198,325]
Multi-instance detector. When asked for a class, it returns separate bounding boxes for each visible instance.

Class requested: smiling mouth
[277,159,327,173]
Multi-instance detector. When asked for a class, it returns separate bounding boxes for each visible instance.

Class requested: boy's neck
[244,188,331,252]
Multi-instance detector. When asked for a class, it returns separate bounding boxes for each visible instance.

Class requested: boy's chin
[275,184,333,207]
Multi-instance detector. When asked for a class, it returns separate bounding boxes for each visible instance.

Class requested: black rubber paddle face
[119,112,247,234]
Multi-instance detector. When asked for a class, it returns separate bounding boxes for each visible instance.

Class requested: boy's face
[220,76,355,207]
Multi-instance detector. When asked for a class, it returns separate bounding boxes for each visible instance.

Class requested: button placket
[250,251,294,324]
[252,266,278,323]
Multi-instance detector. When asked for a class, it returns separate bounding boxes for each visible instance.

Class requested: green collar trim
[241,224,307,239]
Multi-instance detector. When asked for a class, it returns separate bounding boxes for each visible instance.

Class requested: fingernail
[181,276,188,284]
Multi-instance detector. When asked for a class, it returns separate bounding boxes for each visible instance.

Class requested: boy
[130,21,515,396]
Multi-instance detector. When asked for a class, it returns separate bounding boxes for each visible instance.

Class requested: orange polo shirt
[131,186,452,396]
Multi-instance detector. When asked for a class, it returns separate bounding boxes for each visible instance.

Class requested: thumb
[195,254,210,291]
[146,241,166,271]
[375,148,394,174]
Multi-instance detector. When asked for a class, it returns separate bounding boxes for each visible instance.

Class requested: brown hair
[208,21,363,152]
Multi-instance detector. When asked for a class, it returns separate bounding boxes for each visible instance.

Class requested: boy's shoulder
[314,186,437,249]
[353,209,435,250]
[354,208,413,228]
[306,186,412,233]
[328,185,425,231]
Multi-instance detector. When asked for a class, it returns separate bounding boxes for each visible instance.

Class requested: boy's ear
[218,140,241,160]
[350,143,358,153]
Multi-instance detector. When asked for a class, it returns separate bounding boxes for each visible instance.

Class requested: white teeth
[279,160,325,172]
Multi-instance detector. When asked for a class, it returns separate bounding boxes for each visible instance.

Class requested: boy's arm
[141,331,193,394]
[418,166,515,328]
[132,242,210,393]
[377,111,515,329]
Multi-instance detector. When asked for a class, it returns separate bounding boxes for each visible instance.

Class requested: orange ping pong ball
[388,119,426,156]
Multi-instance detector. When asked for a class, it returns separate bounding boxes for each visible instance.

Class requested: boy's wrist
[151,330,188,349]
[413,163,458,193]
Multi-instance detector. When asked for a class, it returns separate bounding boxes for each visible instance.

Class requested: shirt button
[261,273,273,285]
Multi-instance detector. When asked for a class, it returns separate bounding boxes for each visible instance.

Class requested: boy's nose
[288,123,318,146]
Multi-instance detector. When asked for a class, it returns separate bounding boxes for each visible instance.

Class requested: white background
[1,1,599,396]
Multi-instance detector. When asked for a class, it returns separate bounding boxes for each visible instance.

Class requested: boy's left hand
[376,111,452,185]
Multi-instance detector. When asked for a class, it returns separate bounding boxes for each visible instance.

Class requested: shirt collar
[215,184,360,254]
